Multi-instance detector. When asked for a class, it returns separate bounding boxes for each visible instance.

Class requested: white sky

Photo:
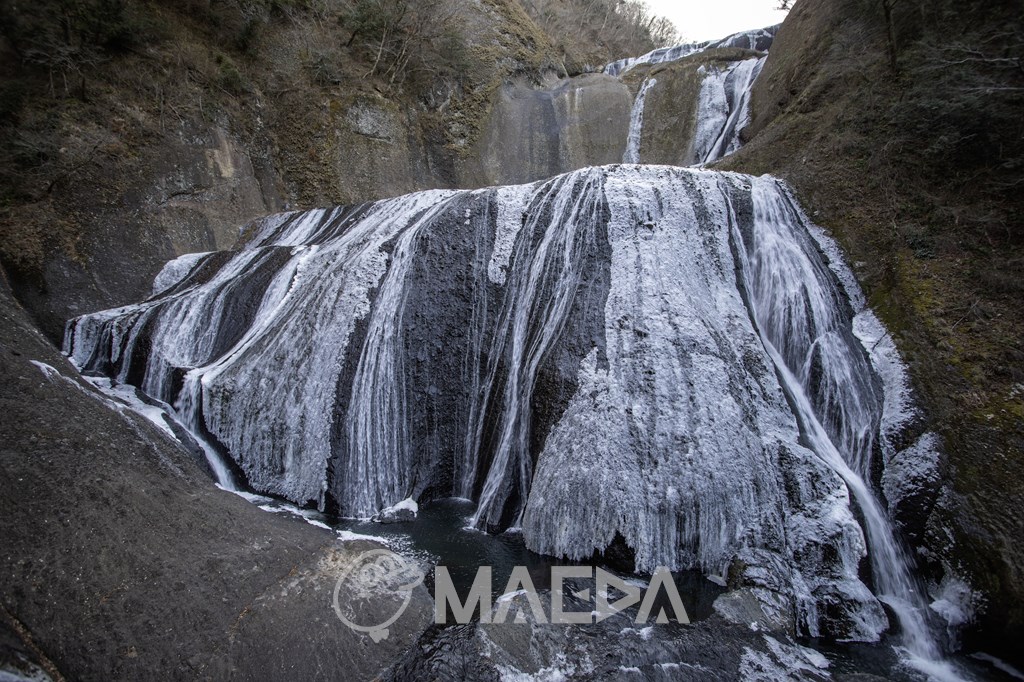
[642,0,789,43]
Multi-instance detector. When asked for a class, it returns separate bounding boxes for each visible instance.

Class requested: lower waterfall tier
[66,164,937,643]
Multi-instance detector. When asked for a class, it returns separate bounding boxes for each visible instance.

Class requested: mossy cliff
[721,0,1024,658]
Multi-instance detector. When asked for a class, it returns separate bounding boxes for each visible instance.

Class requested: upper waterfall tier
[603,25,778,77]
[66,165,936,642]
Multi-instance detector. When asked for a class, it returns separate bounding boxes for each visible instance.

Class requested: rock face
[468,74,633,186]
[383,586,831,682]
[67,165,942,643]
[4,123,281,342]
[0,281,432,680]
[0,0,562,341]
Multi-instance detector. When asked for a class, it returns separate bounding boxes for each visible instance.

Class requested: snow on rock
[603,25,779,77]
[929,573,980,652]
[337,530,392,544]
[373,497,419,524]
[151,251,211,296]
[739,635,831,682]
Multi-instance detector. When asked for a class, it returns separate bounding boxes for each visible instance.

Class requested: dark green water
[332,498,724,621]
[252,494,1023,681]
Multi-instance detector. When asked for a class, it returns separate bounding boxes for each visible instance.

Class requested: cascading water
[604,21,775,170]
[603,25,778,77]
[617,53,765,168]
[623,78,657,164]
[693,56,766,165]
[731,178,964,680]
[65,165,952,653]
[340,199,458,516]
[467,170,608,530]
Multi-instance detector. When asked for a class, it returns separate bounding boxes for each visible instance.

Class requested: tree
[340,0,465,87]
[1,0,139,100]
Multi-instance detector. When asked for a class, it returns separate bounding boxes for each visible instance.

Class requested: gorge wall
[0,1,773,341]
[1,0,1022,672]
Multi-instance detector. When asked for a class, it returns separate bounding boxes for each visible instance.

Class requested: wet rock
[383,588,830,681]
[882,432,941,546]
[713,588,788,633]
[374,498,419,524]
[0,282,432,680]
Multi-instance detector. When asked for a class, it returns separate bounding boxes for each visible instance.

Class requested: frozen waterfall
[616,52,766,167]
[732,182,961,678]
[693,56,766,165]
[603,25,778,77]
[66,165,943,648]
[623,78,657,164]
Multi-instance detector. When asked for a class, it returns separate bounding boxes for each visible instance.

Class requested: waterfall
[731,177,963,679]
[65,165,947,646]
[613,52,768,169]
[338,198,457,516]
[176,370,237,489]
[603,25,778,77]
[467,170,608,530]
[693,56,766,165]
[604,43,705,77]
[623,78,657,164]
[604,26,772,169]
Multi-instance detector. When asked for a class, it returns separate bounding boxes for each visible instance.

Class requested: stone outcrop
[0,279,432,680]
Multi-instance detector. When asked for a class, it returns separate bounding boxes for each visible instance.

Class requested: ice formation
[603,25,778,77]
[67,165,940,643]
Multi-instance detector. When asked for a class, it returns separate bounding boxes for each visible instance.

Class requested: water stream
[65,165,981,679]
[731,179,966,680]
[623,77,657,164]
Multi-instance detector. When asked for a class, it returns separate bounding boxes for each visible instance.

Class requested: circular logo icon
[332,549,425,642]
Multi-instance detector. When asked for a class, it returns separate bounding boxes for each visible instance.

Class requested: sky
[642,0,789,43]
